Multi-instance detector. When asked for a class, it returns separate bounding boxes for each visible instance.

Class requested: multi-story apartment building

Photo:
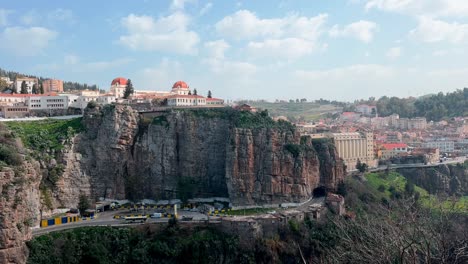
[422,140,455,153]
[42,79,64,93]
[14,77,38,94]
[331,132,376,170]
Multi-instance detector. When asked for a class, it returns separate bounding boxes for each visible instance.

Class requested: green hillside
[241,102,341,121]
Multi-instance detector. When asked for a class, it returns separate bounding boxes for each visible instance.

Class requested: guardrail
[40,216,81,228]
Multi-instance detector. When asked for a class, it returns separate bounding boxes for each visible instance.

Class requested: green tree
[193,88,197,95]
[207,90,212,98]
[0,78,8,91]
[78,194,90,216]
[31,83,38,94]
[356,159,368,173]
[188,90,192,95]
[123,79,134,99]
[20,81,28,94]
[39,83,44,94]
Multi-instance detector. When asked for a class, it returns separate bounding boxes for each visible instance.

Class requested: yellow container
[41,220,48,227]
[54,218,61,225]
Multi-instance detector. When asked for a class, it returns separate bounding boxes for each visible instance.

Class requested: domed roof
[111,77,127,86]
[172,81,189,89]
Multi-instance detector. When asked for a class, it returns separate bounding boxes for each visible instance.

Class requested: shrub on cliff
[0,145,22,166]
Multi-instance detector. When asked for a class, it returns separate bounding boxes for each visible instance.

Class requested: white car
[150,213,162,218]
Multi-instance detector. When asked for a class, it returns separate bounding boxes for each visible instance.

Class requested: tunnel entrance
[312,186,327,197]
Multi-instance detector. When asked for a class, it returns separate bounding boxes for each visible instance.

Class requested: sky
[1,0,468,101]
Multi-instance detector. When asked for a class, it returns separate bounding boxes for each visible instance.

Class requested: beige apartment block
[331,132,376,170]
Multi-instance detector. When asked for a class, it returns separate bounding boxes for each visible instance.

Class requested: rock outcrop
[397,164,468,196]
[58,105,345,206]
[0,162,41,264]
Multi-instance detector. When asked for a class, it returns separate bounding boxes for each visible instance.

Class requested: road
[32,209,218,237]
[360,157,467,174]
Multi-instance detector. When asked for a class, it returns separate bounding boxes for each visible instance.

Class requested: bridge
[346,157,467,175]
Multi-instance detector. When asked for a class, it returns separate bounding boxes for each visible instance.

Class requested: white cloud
[0,9,12,26]
[170,0,196,10]
[215,10,283,39]
[203,39,256,76]
[296,64,394,80]
[21,8,74,25]
[329,20,378,43]
[215,10,328,40]
[119,12,200,54]
[410,16,468,43]
[204,39,229,59]
[204,58,257,76]
[199,3,213,16]
[294,64,397,100]
[47,8,74,22]
[364,0,468,18]
[64,54,80,65]
[247,38,319,59]
[386,46,402,58]
[0,26,57,56]
[137,59,184,90]
[84,58,133,71]
[215,10,327,59]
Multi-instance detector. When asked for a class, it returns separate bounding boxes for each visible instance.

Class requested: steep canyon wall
[57,105,345,206]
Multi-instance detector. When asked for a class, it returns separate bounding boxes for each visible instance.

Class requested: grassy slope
[245,102,341,121]
[365,172,468,214]
[5,118,83,154]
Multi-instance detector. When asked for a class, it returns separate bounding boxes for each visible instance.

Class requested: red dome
[111,77,127,86]
[172,81,189,89]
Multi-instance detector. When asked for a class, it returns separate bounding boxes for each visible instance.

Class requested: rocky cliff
[58,105,344,206]
[0,126,41,264]
[397,163,468,196]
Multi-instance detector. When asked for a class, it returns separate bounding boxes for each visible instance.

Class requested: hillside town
[1,75,466,171]
[0,76,225,118]
[297,103,467,170]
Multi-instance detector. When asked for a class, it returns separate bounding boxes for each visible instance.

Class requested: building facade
[110,77,127,98]
[42,79,64,93]
[422,140,455,153]
[14,77,38,94]
[0,105,29,118]
[331,132,376,170]
[26,96,68,110]
[380,143,409,160]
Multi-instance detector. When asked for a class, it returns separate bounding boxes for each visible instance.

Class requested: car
[150,213,162,218]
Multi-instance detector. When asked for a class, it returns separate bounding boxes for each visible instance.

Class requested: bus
[124,216,147,223]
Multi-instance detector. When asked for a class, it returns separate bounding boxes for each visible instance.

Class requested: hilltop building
[356,104,377,116]
[110,77,127,98]
[14,77,38,94]
[42,79,64,93]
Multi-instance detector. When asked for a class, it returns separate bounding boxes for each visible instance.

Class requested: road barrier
[40,216,80,228]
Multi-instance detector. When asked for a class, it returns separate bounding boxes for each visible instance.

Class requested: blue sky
[1,0,468,101]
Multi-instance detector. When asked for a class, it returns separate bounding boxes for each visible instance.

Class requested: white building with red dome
[108,77,224,107]
[110,77,128,98]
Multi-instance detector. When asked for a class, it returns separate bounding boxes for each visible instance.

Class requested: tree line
[350,88,467,121]
[0,67,100,92]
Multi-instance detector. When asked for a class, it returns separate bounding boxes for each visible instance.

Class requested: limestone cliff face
[226,130,344,205]
[0,162,41,264]
[68,106,344,206]
[397,164,468,196]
